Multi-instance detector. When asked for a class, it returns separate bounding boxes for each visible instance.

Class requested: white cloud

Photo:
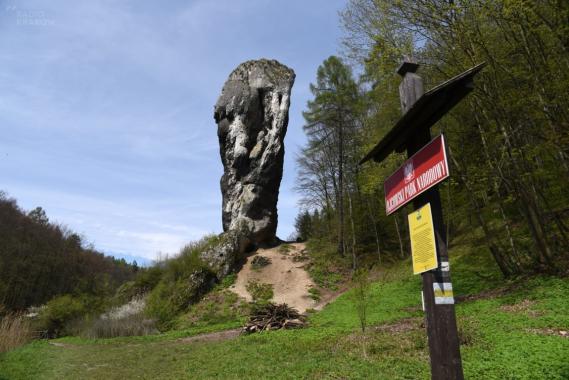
[2,184,217,260]
[0,0,345,260]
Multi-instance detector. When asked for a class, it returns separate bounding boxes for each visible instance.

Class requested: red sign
[384,134,449,215]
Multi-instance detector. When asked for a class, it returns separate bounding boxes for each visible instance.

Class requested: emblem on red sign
[384,134,450,215]
[404,161,414,183]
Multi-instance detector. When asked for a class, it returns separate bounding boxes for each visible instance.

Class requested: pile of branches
[242,303,306,334]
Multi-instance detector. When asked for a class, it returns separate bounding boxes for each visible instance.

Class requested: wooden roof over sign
[359,62,486,165]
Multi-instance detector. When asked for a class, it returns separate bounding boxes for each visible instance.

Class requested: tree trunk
[347,190,357,269]
[394,214,405,259]
[337,123,345,257]
[449,147,515,276]
[366,197,382,264]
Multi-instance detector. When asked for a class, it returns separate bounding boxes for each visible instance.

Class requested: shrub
[0,313,32,353]
[246,280,274,307]
[39,294,89,337]
[352,269,370,333]
[278,244,292,255]
[305,239,348,290]
[65,296,157,339]
[220,274,237,289]
[115,266,163,303]
[308,287,321,301]
[251,256,271,270]
[80,312,157,339]
[144,236,218,329]
[146,280,183,329]
[179,289,248,328]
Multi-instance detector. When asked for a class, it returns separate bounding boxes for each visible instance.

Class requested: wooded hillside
[0,192,137,311]
[295,0,569,276]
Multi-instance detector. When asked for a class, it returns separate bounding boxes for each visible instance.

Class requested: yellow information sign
[408,203,438,274]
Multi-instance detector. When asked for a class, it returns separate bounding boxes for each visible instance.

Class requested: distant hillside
[0,191,137,311]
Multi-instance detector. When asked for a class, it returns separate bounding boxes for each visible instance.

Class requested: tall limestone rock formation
[214,59,295,246]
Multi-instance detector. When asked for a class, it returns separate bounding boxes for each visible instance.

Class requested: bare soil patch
[178,328,241,344]
[230,243,319,313]
[48,341,79,349]
[373,317,424,334]
[230,243,348,313]
[499,299,536,313]
[499,299,545,317]
[526,328,569,338]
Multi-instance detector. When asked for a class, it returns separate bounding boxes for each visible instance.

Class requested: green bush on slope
[38,295,92,337]
[144,236,219,329]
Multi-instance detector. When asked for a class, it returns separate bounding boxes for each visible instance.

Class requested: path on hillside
[230,243,319,313]
[178,328,241,344]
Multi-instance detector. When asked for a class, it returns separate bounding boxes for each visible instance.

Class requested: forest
[294,0,569,277]
[0,191,137,312]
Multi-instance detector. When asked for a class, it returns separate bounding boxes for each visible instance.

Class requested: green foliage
[294,210,313,241]
[38,295,90,337]
[27,207,49,226]
[295,0,569,276]
[0,193,137,312]
[305,239,347,290]
[250,255,271,270]
[144,236,217,330]
[145,272,211,330]
[296,55,364,258]
[278,244,292,255]
[351,269,370,333]
[347,3,569,271]
[114,265,163,304]
[307,287,321,301]
[219,274,237,289]
[245,280,273,307]
[177,289,248,329]
[143,282,179,329]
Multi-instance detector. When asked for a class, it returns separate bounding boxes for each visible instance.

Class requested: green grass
[305,239,347,290]
[175,287,248,331]
[1,240,568,379]
[308,287,321,301]
[277,244,292,255]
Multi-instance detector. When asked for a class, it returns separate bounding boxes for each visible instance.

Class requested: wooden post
[398,59,464,380]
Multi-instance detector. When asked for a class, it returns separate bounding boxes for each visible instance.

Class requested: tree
[28,207,49,226]
[339,0,569,274]
[294,210,313,241]
[299,56,361,257]
[0,194,136,311]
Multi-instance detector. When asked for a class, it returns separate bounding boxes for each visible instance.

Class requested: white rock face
[214,59,295,245]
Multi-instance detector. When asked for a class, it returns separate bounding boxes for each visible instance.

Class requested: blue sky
[0,0,346,264]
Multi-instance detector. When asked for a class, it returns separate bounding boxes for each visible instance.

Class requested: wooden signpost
[360,60,485,380]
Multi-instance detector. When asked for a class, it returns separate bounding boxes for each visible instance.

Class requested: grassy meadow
[1,237,568,380]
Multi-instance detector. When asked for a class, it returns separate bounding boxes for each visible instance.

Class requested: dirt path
[229,243,318,313]
[178,328,241,344]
